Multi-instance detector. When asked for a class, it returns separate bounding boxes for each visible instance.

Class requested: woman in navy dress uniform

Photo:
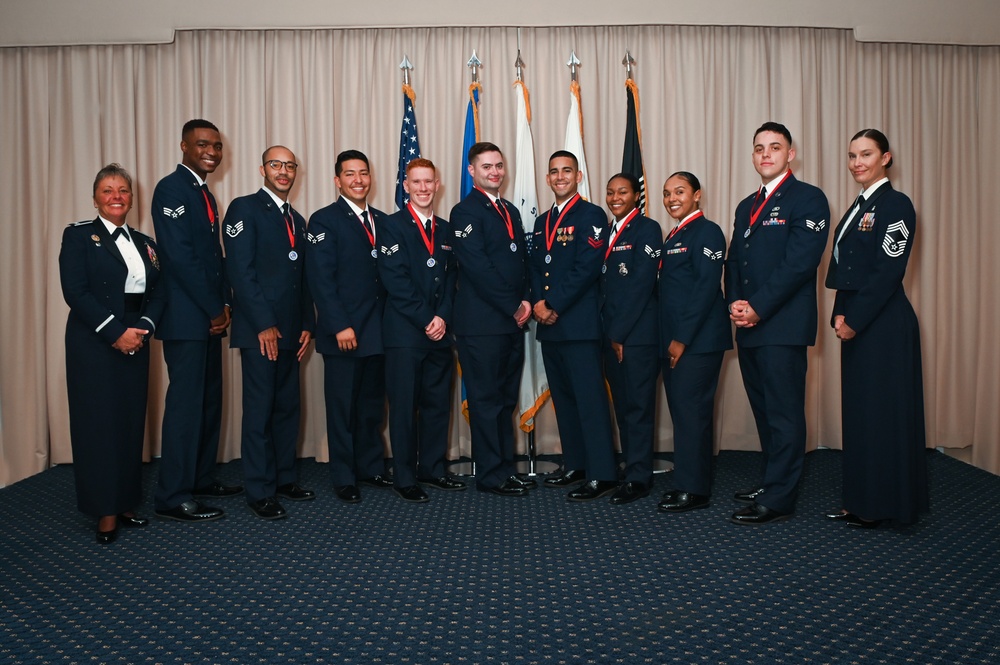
[825,129,928,527]
[597,173,663,504]
[59,164,164,543]
[656,172,732,513]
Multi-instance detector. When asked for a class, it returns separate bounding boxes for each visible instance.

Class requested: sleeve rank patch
[882,220,909,257]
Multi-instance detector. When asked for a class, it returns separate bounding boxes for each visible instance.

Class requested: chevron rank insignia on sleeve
[882,220,909,257]
[225,221,243,238]
[702,247,723,260]
[306,232,325,244]
[805,219,827,232]
[162,206,186,218]
[644,245,661,258]
[455,224,472,238]
[380,244,400,256]
[592,226,603,239]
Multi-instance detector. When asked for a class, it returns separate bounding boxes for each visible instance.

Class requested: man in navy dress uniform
[152,119,243,523]
[306,150,391,503]
[529,151,617,501]
[378,158,465,503]
[725,121,830,524]
[450,142,536,496]
[223,146,316,520]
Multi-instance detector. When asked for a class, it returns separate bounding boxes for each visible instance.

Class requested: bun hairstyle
[607,172,641,193]
[666,171,702,193]
[851,128,893,169]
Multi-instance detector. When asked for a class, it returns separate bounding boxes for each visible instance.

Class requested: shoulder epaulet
[70,220,94,227]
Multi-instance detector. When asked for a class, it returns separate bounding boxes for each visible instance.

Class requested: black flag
[621,79,647,215]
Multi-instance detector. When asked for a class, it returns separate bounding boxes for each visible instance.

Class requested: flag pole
[394,55,421,211]
[622,49,635,80]
[564,50,591,201]
[510,45,556,477]
[622,51,668,472]
[400,54,413,88]
[453,50,485,476]
[621,49,648,216]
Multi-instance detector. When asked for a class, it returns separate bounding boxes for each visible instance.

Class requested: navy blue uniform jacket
[223,189,314,349]
[529,199,606,342]
[59,219,165,343]
[150,165,228,340]
[725,174,830,347]
[305,197,387,357]
[825,183,915,331]
[658,215,733,356]
[449,189,529,336]
[378,209,456,349]
[600,214,662,345]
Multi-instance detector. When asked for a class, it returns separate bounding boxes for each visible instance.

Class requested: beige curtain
[2,25,998,486]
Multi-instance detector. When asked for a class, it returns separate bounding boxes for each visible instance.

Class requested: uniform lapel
[337,196,372,244]
[96,219,127,266]
[839,182,893,243]
[134,228,158,281]
[745,175,793,239]
[832,201,858,242]
[257,189,285,239]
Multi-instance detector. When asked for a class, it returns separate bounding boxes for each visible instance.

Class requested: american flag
[394,85,422,210]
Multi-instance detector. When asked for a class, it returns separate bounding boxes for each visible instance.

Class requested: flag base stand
[652,459,674,474]
[618,458,674,474]
[516,431,559,477]
[515,459,559,477]
[447,458,475,477]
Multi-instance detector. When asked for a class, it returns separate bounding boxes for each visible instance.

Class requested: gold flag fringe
[512,79,531,124]
[469,82,483,140]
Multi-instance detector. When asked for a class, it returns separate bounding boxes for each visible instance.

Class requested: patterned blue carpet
[1,449,998,664]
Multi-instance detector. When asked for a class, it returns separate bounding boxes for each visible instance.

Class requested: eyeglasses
[265,160,298,172]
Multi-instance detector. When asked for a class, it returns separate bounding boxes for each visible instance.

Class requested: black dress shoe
[733,487,766,503]
[395,485,430,503]
[96,523,119,544]
[248,497,287,520]
[476,479,528,497]
[609,482,650,505]
[506,474,537,490]
[359,474,393,489]
[117,513,149,528]
[825,510,856,520]
[418,476,467,491]
[544,469,586,487]
[192,482,244,498]
[730,502,791,525]
[334,485,362,503]
[567,480,619,502]
[155,500,225,522]
[658,492,710,513]
[276,483,316,501]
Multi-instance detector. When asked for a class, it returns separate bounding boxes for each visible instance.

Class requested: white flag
[512,79,550,433]
[564,80,592,201]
